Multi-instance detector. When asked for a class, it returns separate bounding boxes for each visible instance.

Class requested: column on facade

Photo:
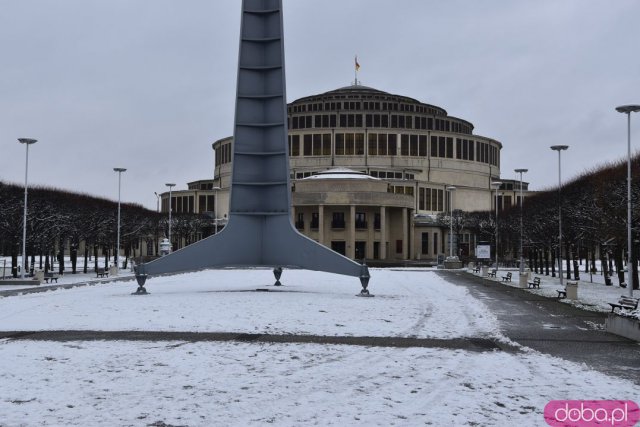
[409,210,415,260]
[380,206,387,260]
[318,204,324,245]
[348,204,356,259]
[402,207,408,259]
[291,206,296,224]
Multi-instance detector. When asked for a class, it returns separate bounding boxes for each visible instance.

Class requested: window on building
[421,233,429,254]
[410,135,418,156]
[374,213,381,230]
[296,213,304,230]
[355,133,365,155]
[311,212,319,229]
[331,241,346,255]
[400,134,409,156]
[322,134,331,155]
[396,240,403,254]
[388,134,397,155]
[379,134,388,155]
[433,233,438,254]
[355,212,367,229]
[446,137,453,158]
[332,212,345,229]
[335,134,345,155]
[312,134,322,156]
[303,135,312,156]
[368,133,378,156]
[419,135,427,156]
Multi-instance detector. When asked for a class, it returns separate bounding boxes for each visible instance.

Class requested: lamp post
[113,168,127,275]
[212,186,221,234]
[18,138,37,279]
[446,186,456,258]
[165,183,176,252]
[515,169,528,274]
[616,104,640,297]
[550,145,569,288]
[154,191,160,213]
[491,181,502,270]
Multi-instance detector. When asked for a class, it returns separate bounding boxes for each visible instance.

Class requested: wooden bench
[609,296,640,313]
[43,272,59,284]
[528,277,541,289]
[472,266,480,273]
[501,272,512,282]
[487,269,497,278]
[96,268,109,278]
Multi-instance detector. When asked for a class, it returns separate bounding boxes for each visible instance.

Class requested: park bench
[487,269,497,278]
[501,272,512,282]
[96,268,109,278]
[528,277,541,289]
[608,296,640,313]
[472,266,480,273]
[43,272,59,284]
[556,281,578,299]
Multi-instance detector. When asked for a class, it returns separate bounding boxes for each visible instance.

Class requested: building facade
[168,84,528,263]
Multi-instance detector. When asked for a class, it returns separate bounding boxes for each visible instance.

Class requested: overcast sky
[1,0,639,210]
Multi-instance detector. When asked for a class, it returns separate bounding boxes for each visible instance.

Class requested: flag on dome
[355,56,360,71]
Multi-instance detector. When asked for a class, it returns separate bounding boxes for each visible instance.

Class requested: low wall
[605,313,640,342]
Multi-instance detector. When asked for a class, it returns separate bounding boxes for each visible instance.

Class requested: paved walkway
[438,270,640,384]
[0,330,514,352]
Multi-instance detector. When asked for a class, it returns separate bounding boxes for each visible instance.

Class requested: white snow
[0,268,638,426]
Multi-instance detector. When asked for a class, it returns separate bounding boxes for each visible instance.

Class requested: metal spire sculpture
[134,0,371,295]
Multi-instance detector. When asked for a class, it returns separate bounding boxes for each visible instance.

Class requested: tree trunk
[573,258,580,281]
[551,249,556,277]
[45,253,50,273]
[538,249,544,275]
[39,253,43,270]
[544,248,550,275]
[93,245,99,272]
[70,244,77,274]
[615,248,625,286]
[11,252,18,278]
[565,245,571,280]
[83,245,89,274]
[632,242,639,290]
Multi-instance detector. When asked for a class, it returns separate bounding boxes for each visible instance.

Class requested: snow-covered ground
[0,268,638,426]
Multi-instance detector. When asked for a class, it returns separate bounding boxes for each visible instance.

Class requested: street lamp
[212,186,221,234]
[18,138,37,279]
[550,145,569,288]
[446,186,456,258]
[491,181,502,270]
[154,191,160,213]
[113,168,127,275]
[515,169,528,275]
[616,104,640,297]
[165,183,176,252]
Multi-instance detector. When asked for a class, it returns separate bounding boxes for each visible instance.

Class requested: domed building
[179,84,526,263]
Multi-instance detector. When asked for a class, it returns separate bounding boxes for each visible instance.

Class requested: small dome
[304,168,380,180]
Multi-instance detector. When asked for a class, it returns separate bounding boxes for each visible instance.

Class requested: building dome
[210,83,519,263]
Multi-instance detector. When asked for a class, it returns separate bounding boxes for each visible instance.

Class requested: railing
[355,221,368,230]
[331,220,345,229]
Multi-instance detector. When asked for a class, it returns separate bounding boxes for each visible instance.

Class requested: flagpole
[354,55,358,85]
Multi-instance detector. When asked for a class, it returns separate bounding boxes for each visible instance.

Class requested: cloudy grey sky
[1,0,639,210]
